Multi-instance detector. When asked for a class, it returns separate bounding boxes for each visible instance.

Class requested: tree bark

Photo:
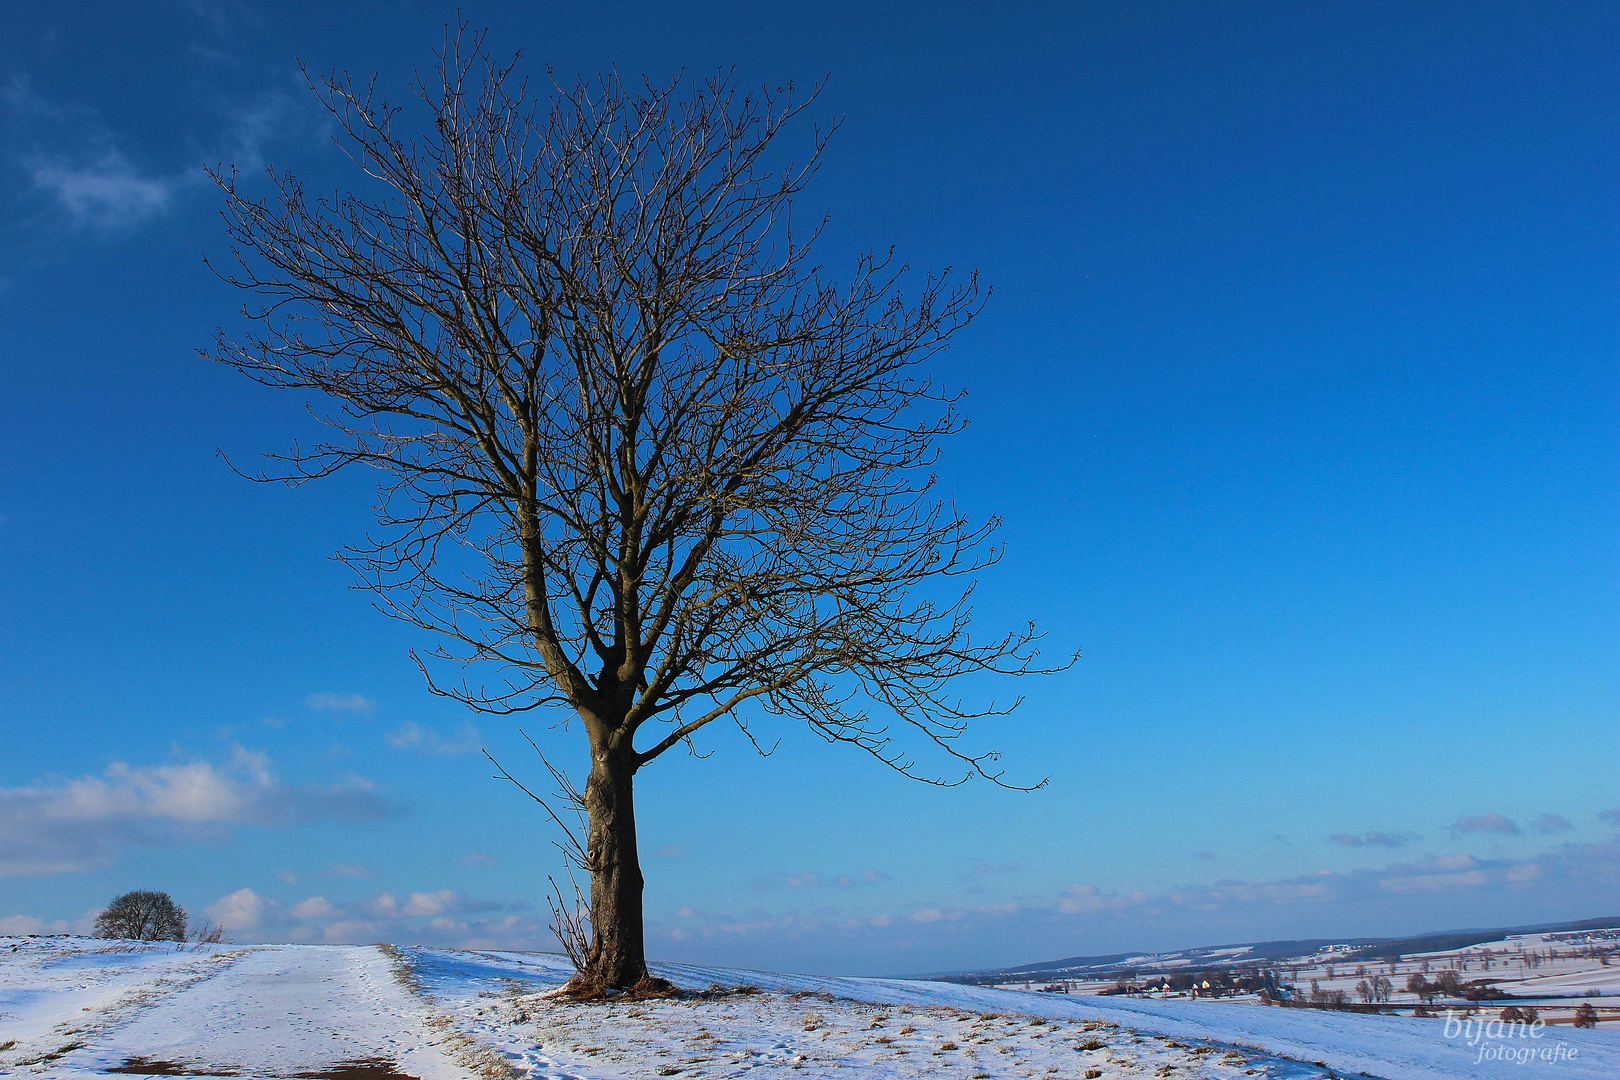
[582,743,648,987]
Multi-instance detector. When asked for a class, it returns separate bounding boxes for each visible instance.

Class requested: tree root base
[554,974,683,1001]
[550,975,766,1002]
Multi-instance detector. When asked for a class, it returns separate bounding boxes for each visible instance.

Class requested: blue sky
[1,0,1616,976]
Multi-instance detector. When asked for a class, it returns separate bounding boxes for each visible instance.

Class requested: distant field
[992,925,1620,1026]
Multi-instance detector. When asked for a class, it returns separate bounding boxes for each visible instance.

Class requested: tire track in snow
[6,945,254,1070]
[41,945,474,1079]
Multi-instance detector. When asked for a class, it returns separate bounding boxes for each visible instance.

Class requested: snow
[4,937,1619,1079]
[998,925,1620,1027]
[0,938,470,1078]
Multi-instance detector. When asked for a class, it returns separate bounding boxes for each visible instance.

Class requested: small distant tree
[1573,1002,1599,1028]
[1405,972,1442,1005]
[94,891,187,941]
[1356,979,1372,1003]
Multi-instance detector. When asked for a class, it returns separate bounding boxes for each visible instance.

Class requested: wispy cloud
[969,859,1020,877]
[4,45,323,237]
[0,750,399,876]
[327,862,374,879]
[1449,813,1519,836]
[385,720,480,756]
[28,150,178,228]
[1530,814,1572,835]
[305,693,375,714]
[221,86,313,170]
[1328,830,1420,848]
[753,866,891,891]
[184,0,262,39]
[3,78,187,231]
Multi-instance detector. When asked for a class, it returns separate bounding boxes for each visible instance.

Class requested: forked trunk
[583,744,648,988]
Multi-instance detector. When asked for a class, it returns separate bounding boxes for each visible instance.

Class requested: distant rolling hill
[939,915,1620,983]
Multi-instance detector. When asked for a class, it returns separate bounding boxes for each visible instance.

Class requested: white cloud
[0,751,397,877]
[363,888,491,920]
[459,852,497,868]
[190,887,528,949]
[207,887,273,931]
[289,896,339,920]
[321,919,380,944]
[385,721,480,756]
[401,890,460,917]
[0,914,69,935]
[1058,882,1149,914]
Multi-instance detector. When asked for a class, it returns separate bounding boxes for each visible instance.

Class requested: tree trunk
[583,743,648,988]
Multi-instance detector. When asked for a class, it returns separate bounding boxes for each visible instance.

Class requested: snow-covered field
[4,937,1619,1079]
[998,926,1620,1026]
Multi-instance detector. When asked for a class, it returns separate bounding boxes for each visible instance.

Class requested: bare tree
[95,890,188,942]
[207,31,1067,990]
